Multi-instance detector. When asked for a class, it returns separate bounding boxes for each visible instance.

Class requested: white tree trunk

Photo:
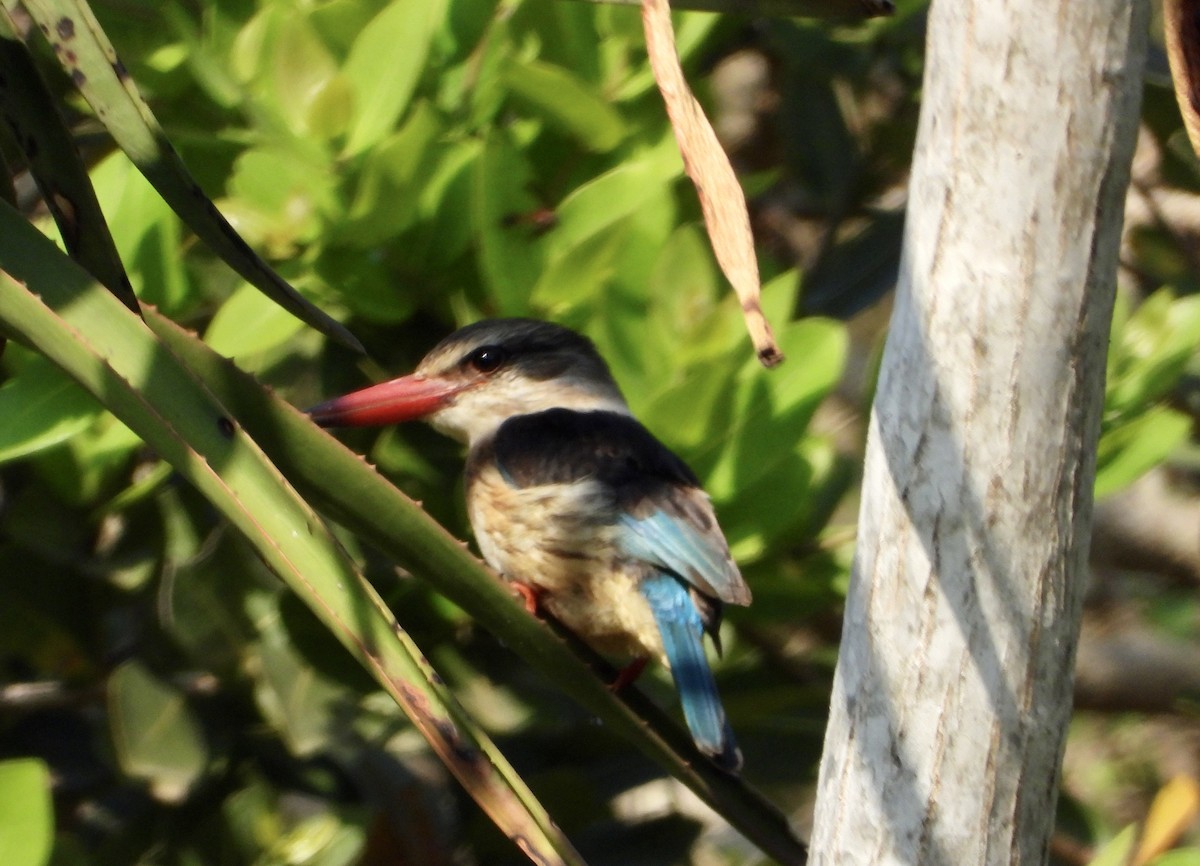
[808,1,1148,864]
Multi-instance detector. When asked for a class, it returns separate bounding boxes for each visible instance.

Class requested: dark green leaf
[472,130,545,314]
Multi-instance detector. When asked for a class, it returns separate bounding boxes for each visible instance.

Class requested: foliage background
[1,0,1199,864]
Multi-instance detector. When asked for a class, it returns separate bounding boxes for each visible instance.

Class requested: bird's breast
[466,463,664,661]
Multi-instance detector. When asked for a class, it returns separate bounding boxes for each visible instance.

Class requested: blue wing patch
[618,506,749,606]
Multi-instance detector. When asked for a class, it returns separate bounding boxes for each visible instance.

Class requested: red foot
[511,581,543,615]
[609,656,649,693]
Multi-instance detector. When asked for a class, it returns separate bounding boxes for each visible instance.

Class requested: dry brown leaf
[641,0,784,367]
[1164,0,1200,155]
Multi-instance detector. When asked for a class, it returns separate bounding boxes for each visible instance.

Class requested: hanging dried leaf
[1164,0,1200,154]
[641,0,784,367]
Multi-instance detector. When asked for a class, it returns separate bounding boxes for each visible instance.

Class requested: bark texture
[808,2,1149,864]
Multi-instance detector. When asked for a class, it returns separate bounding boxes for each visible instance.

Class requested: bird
[308,318,751,771]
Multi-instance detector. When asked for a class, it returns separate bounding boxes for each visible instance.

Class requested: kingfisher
[308,319,751,771]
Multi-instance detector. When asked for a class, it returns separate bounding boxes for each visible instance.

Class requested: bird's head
[308,318,630,444]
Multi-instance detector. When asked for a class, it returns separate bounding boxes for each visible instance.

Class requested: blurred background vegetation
[2,0,1200,863]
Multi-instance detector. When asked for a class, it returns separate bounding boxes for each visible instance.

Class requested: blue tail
[640,573,742,772]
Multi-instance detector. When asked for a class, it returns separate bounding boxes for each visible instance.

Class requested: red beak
[307,374,463,427]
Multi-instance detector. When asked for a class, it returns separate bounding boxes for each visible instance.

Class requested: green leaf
[108,660,209,802]
[703,312,848,500]
[314,247,417,325]
[472,129,545,314]
[226,145,336,227]
[640,358,737,454]
[249,593,349,757]
[338,103,444,246]
[1087,825,1137,866]
[88,153,191,313]
[0,354,101,464]
[549,145,681,255]
[272,813,364,866]
[309,0,381,54]
[230,3,280,84]
[530,223,627,314]
[205,283,307,361]
[464,15,513,128]
[724,437,845,562]
[157,1,244,110]
[1150,850,1200,866]
[163,524,260,673]
[0,759,53,866]
[1107,290,1200,416]
[223,777,366,866]
[269,13,338,135]
[1095,406,1192,499]
[305,73,357,141]
[30,413,142,506]
[648,224,721,316]
[404,139,483,270]
[342,0,448,156]
[500,58,626,152]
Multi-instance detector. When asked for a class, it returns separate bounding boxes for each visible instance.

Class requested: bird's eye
[465,345,507,374]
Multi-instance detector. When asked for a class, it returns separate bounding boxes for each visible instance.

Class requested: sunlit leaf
[0,759,53,866]
[501,57,626,152]
[1089,825,1138,866]
[270,13,338,135]
[550,145,681,255]
[1096,407,1192,499]
[0,355,101,464]
[272,813,364,866]
[1108,291,1200,416]
[703,314,847,499]
[725,437,844,562]
[342,0,448,155]
[88,152,190,313]
[531,224,627,314]
[1149,849,1200,866]
[205,283,307,360]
